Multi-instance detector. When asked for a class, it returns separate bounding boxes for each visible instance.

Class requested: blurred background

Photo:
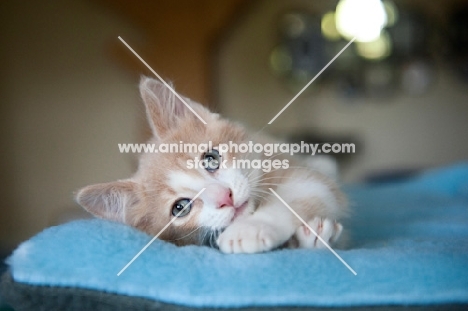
[1,0,467,255]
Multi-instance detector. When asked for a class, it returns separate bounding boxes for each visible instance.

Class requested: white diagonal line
[117,188,206,276]
[118,36,207,125]
[268,37,356,124]
[269,188,357,276]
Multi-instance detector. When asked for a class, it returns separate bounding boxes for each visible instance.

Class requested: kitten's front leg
[217,202,297,254]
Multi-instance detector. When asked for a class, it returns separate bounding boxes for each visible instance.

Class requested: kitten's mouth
[232,200,249,221]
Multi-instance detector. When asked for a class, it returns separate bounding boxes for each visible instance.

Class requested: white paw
[217,221,282,254]
[295,217,343,249]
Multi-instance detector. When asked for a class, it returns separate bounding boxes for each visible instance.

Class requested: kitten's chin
[231,200,249,222]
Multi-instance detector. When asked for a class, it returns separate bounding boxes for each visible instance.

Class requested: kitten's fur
[76,77,347,253]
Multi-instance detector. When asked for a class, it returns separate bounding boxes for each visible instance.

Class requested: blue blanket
[6,164,468,308]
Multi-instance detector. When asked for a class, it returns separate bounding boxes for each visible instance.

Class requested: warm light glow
[270,46,292,74]
[355,31,391,60]
[336,0,387,42]
[383,0,398,27]
[282,13,306,38]
[321,11,341,41]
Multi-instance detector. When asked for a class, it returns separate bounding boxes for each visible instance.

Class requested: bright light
[321,11,341,41]
[336,0,387,42]
[355,30,391,60]
[383,0,398,27]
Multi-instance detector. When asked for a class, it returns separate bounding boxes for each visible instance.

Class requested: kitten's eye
[172,198,192,217]
[203,149,221,172]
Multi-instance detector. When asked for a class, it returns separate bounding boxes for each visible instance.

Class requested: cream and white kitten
[76,77,347,253]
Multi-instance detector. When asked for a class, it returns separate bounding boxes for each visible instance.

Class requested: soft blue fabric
[7,164,468,308]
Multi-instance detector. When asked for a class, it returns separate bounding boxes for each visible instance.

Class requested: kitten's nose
[217,188,233,208]
[204,184,233,208]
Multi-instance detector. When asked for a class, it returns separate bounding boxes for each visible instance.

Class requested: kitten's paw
[217,221,282,254]
[295,217,343,249]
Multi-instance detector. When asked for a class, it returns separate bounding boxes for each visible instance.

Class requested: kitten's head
[76,77,260,245]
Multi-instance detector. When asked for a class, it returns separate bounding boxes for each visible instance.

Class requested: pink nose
[217,188,233,208]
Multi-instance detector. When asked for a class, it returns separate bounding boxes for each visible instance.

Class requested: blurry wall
[216,0,468,182]
[0,0,143,249]
[95,0,248,107]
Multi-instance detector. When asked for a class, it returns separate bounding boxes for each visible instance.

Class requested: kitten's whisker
[171,225,203,241]
[252,176,296,182]
[250,124,269,140]
[249,190,269,196]
[248,170,276,182]
[249,170,288,183]
[263,151,288,161]
[249,165,309,183]
[250,191,271,197]
[249,189,272,196]
[246,166,263,179]
[249,193,268,201]
[246,167,261,179]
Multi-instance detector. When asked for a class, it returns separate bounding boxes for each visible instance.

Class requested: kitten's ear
[76,180,141,223]
[139,77,207,138]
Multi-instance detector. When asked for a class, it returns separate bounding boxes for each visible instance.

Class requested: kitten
[76,77,347,253]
